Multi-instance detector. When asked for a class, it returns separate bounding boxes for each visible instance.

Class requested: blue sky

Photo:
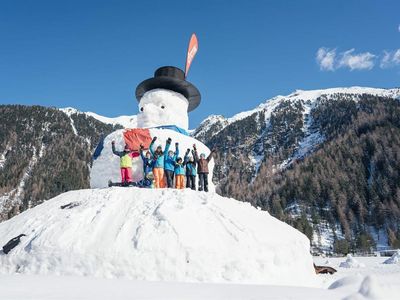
[0,0,399,127]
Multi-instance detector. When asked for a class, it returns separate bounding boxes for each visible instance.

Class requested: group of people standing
[111,136,215,192]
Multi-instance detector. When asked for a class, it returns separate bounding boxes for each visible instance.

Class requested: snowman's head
[137,89,189,130]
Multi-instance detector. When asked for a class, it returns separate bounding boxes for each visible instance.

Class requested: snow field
[314,255,400,299]
[2,255,400,300]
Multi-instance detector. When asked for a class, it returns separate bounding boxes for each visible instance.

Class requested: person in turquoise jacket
[184,149,197,190]
[164,142,179,188]
[149,136,171,188]
[174,157,186,189]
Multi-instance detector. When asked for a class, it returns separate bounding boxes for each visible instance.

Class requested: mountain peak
[59,107,137,128]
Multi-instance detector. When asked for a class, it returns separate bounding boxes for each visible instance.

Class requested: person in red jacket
[193,144,216,192]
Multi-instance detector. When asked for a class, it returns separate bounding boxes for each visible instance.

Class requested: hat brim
[135,76,201,112]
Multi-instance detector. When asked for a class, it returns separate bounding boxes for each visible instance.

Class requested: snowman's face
[137,89,189,130]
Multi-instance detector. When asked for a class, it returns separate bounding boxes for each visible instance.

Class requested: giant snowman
[90,66,214,189]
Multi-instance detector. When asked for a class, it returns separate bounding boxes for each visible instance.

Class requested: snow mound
[0,188,316,286]
[328,274,363,290]
[343,275,392,300]
[383,250,400,264]
[339,254,366,268]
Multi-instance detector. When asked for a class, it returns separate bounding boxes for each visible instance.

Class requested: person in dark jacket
[193,144,216,192]
[164,142,179,188]
[111,141,138,186]
[140,144,155,187]
[184,149,197,190]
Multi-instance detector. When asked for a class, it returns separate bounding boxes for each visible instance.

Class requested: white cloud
[316,47,336,71]
[316,48,376,71]
[380,49,400,68]
[338,49,375,70]
[394,49,400,64]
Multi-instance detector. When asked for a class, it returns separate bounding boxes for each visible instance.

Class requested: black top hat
[135,66,201,112]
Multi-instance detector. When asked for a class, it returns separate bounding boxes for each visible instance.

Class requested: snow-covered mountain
[193,86,400,253]
[60,107,137,128]
[194,86,400,170]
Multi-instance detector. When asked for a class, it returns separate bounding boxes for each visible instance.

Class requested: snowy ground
[0,188,399,299]
[0,274,343,300]
[313,255,400,299]
[1,256,399,300]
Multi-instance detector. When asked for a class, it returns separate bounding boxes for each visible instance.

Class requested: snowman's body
[90,87,214,191]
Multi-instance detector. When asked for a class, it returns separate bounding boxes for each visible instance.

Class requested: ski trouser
[175,174,185,189]
[120,167,133,184]
[165,170,175,188]
[198,173,209,192]
[153,167,165,188]
[186,175,196,190]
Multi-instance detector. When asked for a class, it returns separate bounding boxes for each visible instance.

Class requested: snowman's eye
[140,107,144,112]
[161,105,165,109]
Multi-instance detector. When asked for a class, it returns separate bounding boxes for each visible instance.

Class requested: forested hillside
[194,88,400,253]
[0,105,121,221]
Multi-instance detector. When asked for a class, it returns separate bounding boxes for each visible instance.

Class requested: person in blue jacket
[184,149,197,190]
[174,157,186,189]
[149,136,171,188]
[164,141,179,188]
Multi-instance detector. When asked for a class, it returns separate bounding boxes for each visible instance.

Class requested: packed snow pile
[339,254,366,268]
[0,188,317,286]
[383,250,400,264]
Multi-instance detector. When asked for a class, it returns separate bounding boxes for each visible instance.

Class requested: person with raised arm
[193,144,216,192]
